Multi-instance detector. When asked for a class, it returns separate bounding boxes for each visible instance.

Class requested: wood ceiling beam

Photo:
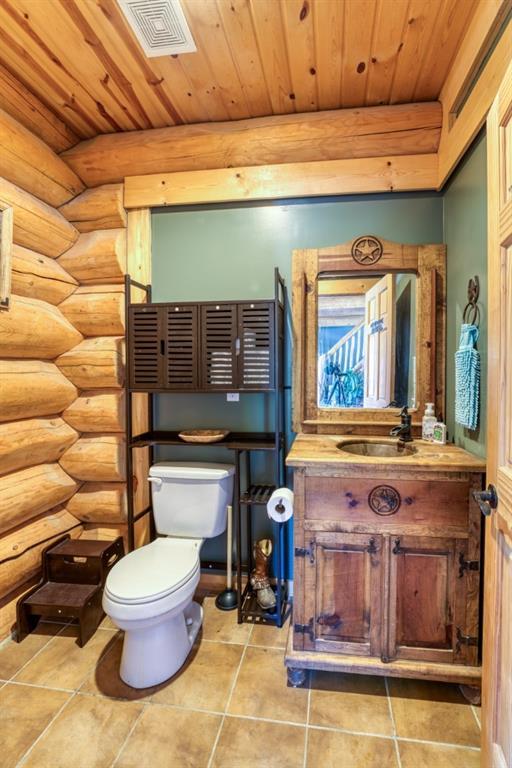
[123,154,438,209]
[437,0,512,187]
[62,102,442,188]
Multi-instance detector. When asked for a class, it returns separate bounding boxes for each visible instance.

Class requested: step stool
[16,535,124,647]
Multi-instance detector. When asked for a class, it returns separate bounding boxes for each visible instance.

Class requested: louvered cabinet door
[200,304,237,389]
[128,305,164,390]
[163,305,199,390]
[238,302,275,390]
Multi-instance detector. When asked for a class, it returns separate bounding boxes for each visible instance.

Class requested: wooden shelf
[130,431,279,451]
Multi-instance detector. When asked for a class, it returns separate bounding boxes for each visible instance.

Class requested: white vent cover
[118,0,197,57]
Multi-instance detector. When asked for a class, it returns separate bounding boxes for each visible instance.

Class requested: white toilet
[102,461,235,688]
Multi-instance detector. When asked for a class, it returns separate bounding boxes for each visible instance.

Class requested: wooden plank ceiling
[0,0,478,151]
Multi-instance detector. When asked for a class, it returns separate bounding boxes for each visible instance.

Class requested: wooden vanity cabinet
[287,451,485,687]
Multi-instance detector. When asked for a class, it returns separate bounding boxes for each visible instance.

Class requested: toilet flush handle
[147,477,162,488]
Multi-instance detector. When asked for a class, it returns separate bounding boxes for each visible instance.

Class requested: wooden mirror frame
[292,235,446,434]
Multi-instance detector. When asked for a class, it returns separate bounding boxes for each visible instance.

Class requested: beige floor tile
[201,597,252,644]
[151,640,243,711]
[389,678,481,747]
[80,635,158,701]
[309,672,393,735]
[473,705,481,727]
[228,646,308,723]
[0,623,60,680]
[115,704,221,767]
[398,740,481,768]
[0,683,71,768]
[307,728,398,768]
[250,616,290,649]
[14,627,117,690]
[211,716,305,768]
[22,693,143,768]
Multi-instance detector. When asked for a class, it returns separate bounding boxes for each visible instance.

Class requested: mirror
[317,273,417,409]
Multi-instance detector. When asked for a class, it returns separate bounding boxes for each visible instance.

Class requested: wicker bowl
[178,429,230,444]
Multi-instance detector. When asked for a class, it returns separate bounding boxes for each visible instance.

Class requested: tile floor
[0,596,482,767]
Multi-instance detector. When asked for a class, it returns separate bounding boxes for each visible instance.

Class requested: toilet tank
[148,462,235,538]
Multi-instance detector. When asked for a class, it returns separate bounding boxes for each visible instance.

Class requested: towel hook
[462,275,480,326]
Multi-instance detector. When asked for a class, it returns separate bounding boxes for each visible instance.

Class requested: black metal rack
[124,269,288,627]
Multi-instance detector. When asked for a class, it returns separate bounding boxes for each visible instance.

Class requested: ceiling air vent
[117,0,197,57]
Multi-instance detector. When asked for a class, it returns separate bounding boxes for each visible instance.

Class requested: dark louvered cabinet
[200,303,237,390]
[164,304,199,390]
[128,305,163,390]
[238,302,275,390]
[129,300,278,392]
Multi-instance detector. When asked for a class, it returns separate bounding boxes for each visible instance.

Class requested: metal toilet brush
[216,505,238,610]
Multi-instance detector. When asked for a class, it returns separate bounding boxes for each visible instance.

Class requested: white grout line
[110,703,148,768]
[206,626,252,768]
[385,677,402,768]
[395,736,480,751]
[303,679,311,768]
[16,691,77,768]
[5,679,75,694]
[7,621,71,683]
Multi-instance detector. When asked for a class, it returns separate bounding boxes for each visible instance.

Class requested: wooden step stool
[16,535,124,647]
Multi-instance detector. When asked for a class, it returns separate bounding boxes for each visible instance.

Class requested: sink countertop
[286,433,486,473]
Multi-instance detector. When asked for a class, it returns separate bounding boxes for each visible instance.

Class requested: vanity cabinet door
[303,532,383,656]
[386,535,467,665]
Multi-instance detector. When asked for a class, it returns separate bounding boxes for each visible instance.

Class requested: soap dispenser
[422,402,437,441]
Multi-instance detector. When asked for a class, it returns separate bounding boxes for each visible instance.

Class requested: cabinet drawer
[305,476,469,528]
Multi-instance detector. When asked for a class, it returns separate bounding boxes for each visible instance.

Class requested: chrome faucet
[390,407,413,443]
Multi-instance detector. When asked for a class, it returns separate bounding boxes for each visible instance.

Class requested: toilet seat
[104,537,201,606]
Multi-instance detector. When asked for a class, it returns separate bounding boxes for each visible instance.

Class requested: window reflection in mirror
[317,273,417,410]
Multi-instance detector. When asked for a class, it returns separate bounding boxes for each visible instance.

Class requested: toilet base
[119,601,203,689]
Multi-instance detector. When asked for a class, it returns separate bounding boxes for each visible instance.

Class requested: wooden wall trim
[124,154,438,209]
[437,4,512,187]
[61,102,442,187]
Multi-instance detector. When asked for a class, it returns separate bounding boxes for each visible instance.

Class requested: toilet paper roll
[267,487,294,523]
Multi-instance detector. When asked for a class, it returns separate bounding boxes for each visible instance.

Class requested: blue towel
[455,323,480,430]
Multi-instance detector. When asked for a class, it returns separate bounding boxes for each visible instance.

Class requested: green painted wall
[443,133,487,458]
[151,194,443,568]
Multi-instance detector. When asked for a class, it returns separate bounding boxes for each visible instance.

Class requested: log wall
[0,106,149,641]
[56,183,134,562]
[0,111,87,639]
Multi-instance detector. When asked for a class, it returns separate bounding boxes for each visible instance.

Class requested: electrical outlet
[226,393,239,402]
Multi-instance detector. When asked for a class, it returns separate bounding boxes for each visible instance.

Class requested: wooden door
[387,535,468,665]
[163,304,199,390]
[200,303,237,390]
[237,302,275,390]
[363,274,395,407]
[128,304,164,390]
[303,532,383,656]
[482,60,512,768]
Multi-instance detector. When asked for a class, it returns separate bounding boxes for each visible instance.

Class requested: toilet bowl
[103,462,234,688]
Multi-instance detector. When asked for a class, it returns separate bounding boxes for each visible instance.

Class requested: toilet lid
[105,538,200,605]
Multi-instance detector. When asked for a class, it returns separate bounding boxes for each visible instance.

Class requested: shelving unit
[124,269,287,627]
